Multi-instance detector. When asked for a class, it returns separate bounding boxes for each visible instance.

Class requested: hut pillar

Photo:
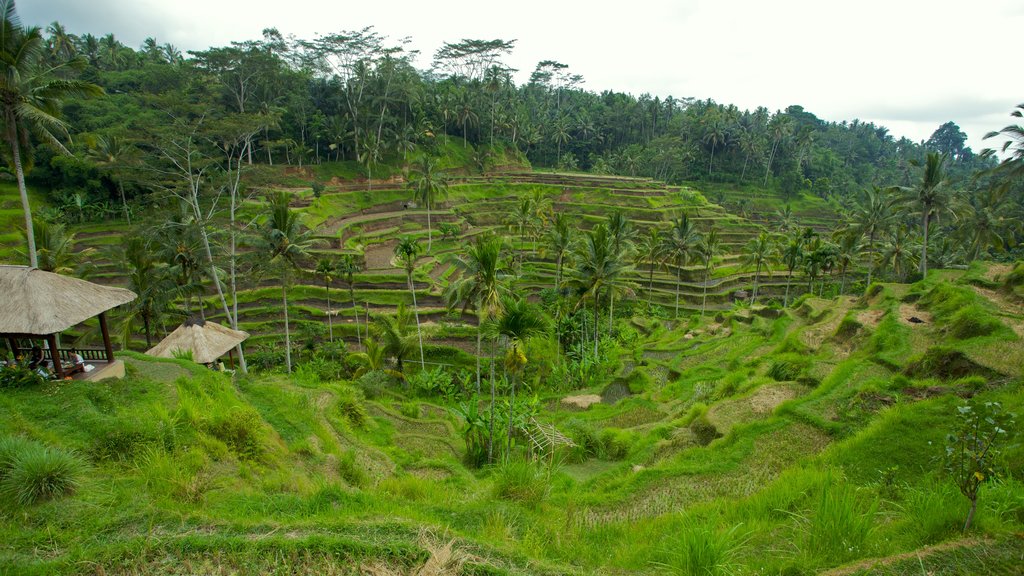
[99,312,114,363]
[46,333,65,380]
[6,337,17,359]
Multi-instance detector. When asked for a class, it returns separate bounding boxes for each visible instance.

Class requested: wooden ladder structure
[520,417,575,463]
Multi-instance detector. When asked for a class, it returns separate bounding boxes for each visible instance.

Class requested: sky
[24,0,1024,153]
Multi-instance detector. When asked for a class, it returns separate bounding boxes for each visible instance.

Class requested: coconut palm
[258,191,312,373]
[315,258,337,342]
[86,135,135,224]
[570,224,633,356]
[484,295,548,458]
[118,235,174,348]
[1,2,102,268]
[607,211,637,256]
[662,214,702,318]
[881,226,918,282]
[21,217,91,275]
[373,304,417,374]
[742,232,774,304]
[903,152,952,277]
[504,197,535,268]
[778,232,804,306]
[337,253,363,346]
[954,187,1016,261]
[637,227,666,297]
[698,228,721,316]
[833,231,863,295]
[394,236,425,370]
[849,186,898,286]
[408,156,449,252]
[546,212,573,290]
[981,103,1024,187]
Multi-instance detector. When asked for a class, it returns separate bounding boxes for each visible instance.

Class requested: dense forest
[23,23,1015,216]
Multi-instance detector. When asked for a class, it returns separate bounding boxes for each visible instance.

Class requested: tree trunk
[118,182,131,225]
[701,263,710,317]
[555,252,563,291]
[487,336,496,463]
[351,287,361,346]
[506,373,516,460]
[675,265,682,319]
[283,274,292,373]
[708,142,715,176]
[325,282,333,342]
[475,319,483,395]
[920,211,930,277]
[11,133,37,269]
[784,269,792,307]
[866,232,876,287]
[593,292,600,358]
[409,272,425,369]
[751,264,761,305]
[963,497,977,532]
[426,201,433,252]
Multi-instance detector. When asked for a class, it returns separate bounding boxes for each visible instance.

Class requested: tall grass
[0,438,83,506]
[804,482,877,564]
[654,521,747,575]
[492,459,550,507]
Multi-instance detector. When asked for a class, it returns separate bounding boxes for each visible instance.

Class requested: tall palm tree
[764,115,792,186]
[849,186,898,286]
[954,187,1016,262]
[778,232,804,306]
[484,295,548,458]
[408,156,449,252]
[607,211,637,256]
[662,214,701,318]
[1,2,102,268]
[21,217,90,275]
[394,236,425,370]
[833,231,862,295]
[259,192,311,373]
[504,197,535,269]
[698,228,721,316]
[637,227,666,297]
[742,232,774,304]
[118,235,174,349]
[881,226,917,282]
[546,212,573,290]
[702,115,728,176]
[337,254,363,346]
[981,103,1024,187]
[903,152,952,277]
[373,304,416,374]
[315,258,337,342]
[444,234,508,398]
[571,224,632,356]
[87,135,135,224]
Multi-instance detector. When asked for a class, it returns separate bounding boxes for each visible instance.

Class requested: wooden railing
[57,348,109,362]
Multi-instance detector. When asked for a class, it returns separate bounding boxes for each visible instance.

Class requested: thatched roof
[145,318,249,364]
[0,266,137,335]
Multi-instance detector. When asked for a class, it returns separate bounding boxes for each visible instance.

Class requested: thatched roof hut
[146,318,249,365]
[0,265,136,379]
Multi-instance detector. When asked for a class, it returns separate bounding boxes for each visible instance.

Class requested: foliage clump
[491,459,549,506]
[948,305,1005,339]
[206,407,264,460]
[903,346,998,381]
[0,437,83,506]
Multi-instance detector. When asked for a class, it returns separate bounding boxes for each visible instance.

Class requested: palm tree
[547,212,573,290]
[881,226,917,282]
[775,205,796,234]
[637,227,666,297]
[21,217,90,274]
[444,234,508,398]
[778,232,804,306]
[662,214,701,318]
[981,103,1024,187]
[904,152,952,277]
[504,197,535,269]
[954,187,1015,262]
[394,236,425,370]
[408,156,449,252]
[1,3,102,268]
[87,135,135,224]
[118,235,174,348]
[373,304,417,374]
[702,116,728,176]
[259,192,312,373]
[764,115,792,186]
[315,258,337,342]
[338,254,363,346]
[742,232,774,304]
[485,295,548,458]
[698,228,721,316]
[849,186,898,286]
[833,231,862,295]
[45,22,76,61]
[571,224,633,356]
[607,211,637,256]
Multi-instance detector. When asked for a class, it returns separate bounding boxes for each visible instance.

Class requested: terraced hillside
[64,167,841,356]
[1,263,1021,574]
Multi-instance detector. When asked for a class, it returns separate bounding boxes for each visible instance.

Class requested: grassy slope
[1,268,1022,575]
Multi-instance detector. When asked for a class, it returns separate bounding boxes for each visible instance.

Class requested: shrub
[599,428,634,460]
[0,436,36,482]
[690,414,722,446]
[655,522,747,576]
[338,451,368,488]
[0,363,46,389]
[336,388,367,429]
[0,442,83,506]
[356,370,397,399]
[206,407,263,460]
[563,419,601,461]
[948,305,1005,339]
[491,459,549,506]
[626,367,653,394]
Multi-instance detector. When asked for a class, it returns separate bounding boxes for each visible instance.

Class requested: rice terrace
[1,0,1023,574]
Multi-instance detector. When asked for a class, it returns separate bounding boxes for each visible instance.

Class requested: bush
[491,459,549,506]
[0,440,83,506]
[599,428,634,460]
[336,388,367,429]
[338,451,368,488]
[206,407,263,460]
[563,419,601,462]
[90,419,160,462]
[690,414,722,446]
[656,522,746,576]
[0,363,47,389]
[625,367,653,394]
[948,305,1005,339]
[356,370,398,399]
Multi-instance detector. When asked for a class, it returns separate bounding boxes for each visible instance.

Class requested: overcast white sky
[25,0,1023,152]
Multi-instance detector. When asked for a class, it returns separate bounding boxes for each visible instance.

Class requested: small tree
[944,401,1016,532]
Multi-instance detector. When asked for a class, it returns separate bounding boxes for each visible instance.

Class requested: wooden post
[228,348,235,369]
[6,337,18,359]
[47,333,65,380]
[99,312,114,363]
